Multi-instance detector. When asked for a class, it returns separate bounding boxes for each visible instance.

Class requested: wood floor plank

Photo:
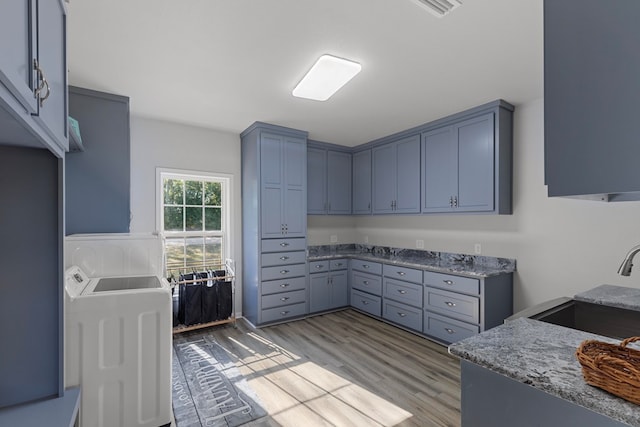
[192,309,461,427]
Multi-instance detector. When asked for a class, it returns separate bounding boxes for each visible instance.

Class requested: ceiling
[67,0,543,147]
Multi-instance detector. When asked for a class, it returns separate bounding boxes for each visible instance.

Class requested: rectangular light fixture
[292,54,362,101]
[411,0,462,17]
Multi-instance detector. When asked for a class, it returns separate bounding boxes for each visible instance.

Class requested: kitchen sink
[531,300,640,340]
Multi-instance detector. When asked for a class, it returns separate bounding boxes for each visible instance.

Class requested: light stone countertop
[449,284,640,427]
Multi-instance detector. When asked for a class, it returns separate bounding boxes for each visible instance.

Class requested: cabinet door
[309,273,330,313]
[283,136,306,237]
[307,147,326,214]
[422,126,457,213]
[352,149,371,214]
[33,0,67,150]
[394,135,421,213]
[372,143,396,213]
[261,134,284,238]
[456,114,494,212]
[0,0,37,114]
[330,270,348,309]
[327,150,352,214]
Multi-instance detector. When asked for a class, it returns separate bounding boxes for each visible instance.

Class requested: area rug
[172,331,267,427]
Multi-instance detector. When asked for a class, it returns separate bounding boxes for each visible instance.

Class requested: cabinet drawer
[309,260,329,273]
[329,259,348,270]
[261,277,306,295]
[424,311,479,344]
[351,290,381,317]
[351,259,382,275]
[262,251,307,267]
[424,286,479,324]
[261,263,306,281]
[383,264,422,284]
[383,278,423,308]
[351,271,382,296]
[383,300,423,332]
[423,270,480,295]
[261,238,306,253]
[261,302,306,324]
[262,289,306,309]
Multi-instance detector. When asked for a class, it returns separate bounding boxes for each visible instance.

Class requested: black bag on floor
[213,270,232,321]
[201,271,219,323]
[178,273,203,326]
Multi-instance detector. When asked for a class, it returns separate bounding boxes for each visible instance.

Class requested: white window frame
[156,168,232,275]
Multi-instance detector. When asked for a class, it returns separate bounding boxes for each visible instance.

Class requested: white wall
[129,116,243,313]
[308,98,640,312]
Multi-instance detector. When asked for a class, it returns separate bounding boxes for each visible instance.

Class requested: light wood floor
[198,309,461,427]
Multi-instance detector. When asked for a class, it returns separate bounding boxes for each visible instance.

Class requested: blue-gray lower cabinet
[66,87,130,234]
[352,149,372,214]
[309,259,348,313]
[372,135,421,214]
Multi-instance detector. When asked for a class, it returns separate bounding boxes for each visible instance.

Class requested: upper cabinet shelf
[544,0,640,200]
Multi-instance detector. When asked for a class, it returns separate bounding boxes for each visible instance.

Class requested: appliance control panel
[64,265,91,299]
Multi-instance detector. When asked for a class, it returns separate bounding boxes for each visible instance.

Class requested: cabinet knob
[449,196,454,208]
[398,290,407,294]
[363,265,370,269]
[397,312,407,318]
[280,256,289,260]
[280,297,290,301]
[280,242,289,247]
[335,263,342,267]
[362,300,369,305]
[397,271,406,276]
[445,301,456,307]
[280,311,290,316]
[315,264,323,269]
[363,280,369,285]
[445,328,456,334]
[280,283,290,288]
[280,270,289,274]
[443,280,454,285]
[453,196,458,208]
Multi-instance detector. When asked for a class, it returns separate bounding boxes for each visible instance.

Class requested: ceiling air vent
[410,0,462,17]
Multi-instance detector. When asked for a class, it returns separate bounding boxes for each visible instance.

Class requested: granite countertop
[307,244,515,278]
[449,284,640,426]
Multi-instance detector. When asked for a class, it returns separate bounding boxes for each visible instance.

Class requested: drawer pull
[363,280,369,285]
[315,264,323,269]
[443,280,454,285]
[280,270,289,274]
[397,312,407,318]
[362,300,369,305]
[280,310,290,315]
[335,263,343,267]
[445,301,456,307]
[280,283,290,288]
[280,297,290,302]
[397,271,406,276]
[363,264,370,269]
[280,256,289,260]
[280,242,289,247]
[398,290,407,294]
[445,328,456,334]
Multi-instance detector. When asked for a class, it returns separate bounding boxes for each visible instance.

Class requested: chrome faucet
[618,245,640,276]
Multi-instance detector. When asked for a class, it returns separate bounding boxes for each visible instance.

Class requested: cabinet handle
[453,196,458,208]
[280,311,290,316]
[397,312,407,318]
[397,271,406,276]
[362,300,369,305]
[445,301,456,307]
[363,280,369,285]
[280,297,290,301]
[280,270,289,274]
[33,59,51,107]
[280,283,290,288]
[335,263,342,267]
[443,280,454,285]
[391,200,394,209]
[328,202,331,211]
[445,328,456,334]
[398,290,407,294]
[315,264,323,269]
[280,242,289,247]
[363,265,370,269]
[280,256,289,260]
[368,202,371,210]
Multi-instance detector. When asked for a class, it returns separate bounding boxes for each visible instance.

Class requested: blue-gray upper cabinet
[372,135,421,214]
[0,0,68,156]
[306,145,352,215]
[261,132,307,238]
[423,113,494,213]
[66,87,130,235]
[352,149,372,214]
[544,0,640,200]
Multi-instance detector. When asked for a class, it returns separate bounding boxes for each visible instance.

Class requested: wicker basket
[575,336,640,405]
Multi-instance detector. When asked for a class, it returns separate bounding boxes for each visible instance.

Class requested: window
[158,169,231,276]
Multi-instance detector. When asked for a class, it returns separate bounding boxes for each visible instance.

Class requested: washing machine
[64,234,171,427]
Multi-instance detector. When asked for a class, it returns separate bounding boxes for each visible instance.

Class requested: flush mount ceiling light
[292,54,362,101]
[411,0,462,17]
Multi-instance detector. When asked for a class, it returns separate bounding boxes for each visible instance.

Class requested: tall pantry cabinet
[241,122,309,326]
